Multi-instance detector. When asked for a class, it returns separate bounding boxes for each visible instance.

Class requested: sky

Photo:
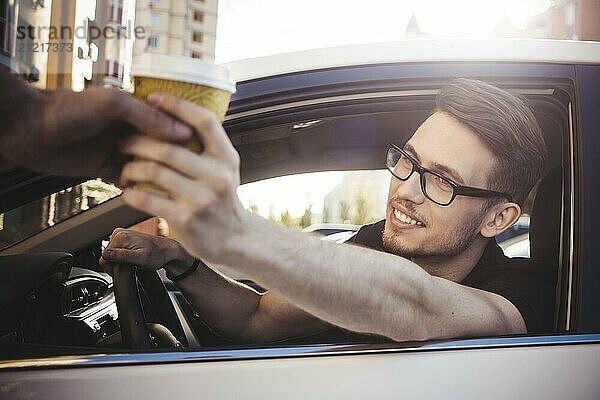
[220,0,553,218]
[215,0,553,63]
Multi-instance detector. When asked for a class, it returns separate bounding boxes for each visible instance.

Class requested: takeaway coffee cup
[131,54,236,190]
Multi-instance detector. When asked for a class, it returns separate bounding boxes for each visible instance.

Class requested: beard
[382,207,485,259]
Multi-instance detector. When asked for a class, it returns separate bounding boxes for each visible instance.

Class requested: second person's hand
[118,92,251,266]
[99,228,195,275]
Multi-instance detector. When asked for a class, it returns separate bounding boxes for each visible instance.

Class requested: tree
[300,204,313,229]
[352,188,373,225]
[248,202,259,214]
[268,205,277,222]
[322,205,331,223]
[338,200,351,223]
[279,209,301,229]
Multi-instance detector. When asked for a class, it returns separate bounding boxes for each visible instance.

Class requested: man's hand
[99,228,195,275]
[0,70,193,181]
[119,93,250,265]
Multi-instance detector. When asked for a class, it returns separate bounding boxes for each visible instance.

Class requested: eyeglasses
[386,144,513,206]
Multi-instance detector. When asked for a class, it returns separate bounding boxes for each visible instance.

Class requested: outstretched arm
[0,69,192,180]
[100,228,331,343]
[119,93,527,342]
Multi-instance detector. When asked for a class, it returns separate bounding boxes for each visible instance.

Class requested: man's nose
[392,171,426,204]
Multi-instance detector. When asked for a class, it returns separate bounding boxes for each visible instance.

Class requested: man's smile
[389,204,426,230]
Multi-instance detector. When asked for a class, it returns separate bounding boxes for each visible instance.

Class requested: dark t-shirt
[347,219,556,334]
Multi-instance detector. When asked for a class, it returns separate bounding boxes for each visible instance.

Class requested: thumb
[98,256,115,276]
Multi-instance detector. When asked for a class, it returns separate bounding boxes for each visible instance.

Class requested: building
[134,0,218,61]
[526,0,600,41]
[0,0,103,90]
[0,0,53,87]
[90,0,137,88]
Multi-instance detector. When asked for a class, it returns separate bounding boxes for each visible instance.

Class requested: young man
[101,78,553,343]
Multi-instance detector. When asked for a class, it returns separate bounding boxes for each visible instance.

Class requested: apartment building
[0,0,52,88]
[134,0,218,61]
[90,0,137,88]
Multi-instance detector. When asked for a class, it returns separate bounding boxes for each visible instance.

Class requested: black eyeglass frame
[386,144,513,206]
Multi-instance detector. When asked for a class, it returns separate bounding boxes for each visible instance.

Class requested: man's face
[383,112,496,258]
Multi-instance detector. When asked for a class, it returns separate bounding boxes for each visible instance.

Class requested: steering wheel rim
[113,263,187,349]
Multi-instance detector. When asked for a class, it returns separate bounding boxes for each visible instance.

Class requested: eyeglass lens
[387,147,455,205]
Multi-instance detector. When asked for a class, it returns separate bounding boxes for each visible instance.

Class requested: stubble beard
[382,211,484,259]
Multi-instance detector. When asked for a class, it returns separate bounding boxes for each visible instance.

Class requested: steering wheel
[112,263,188,349]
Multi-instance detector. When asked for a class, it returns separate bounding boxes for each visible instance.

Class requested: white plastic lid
[131,53,236,93]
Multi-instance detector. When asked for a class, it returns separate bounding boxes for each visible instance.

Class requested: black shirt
[347,219,556,334]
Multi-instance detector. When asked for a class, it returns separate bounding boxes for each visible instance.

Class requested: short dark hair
[435,78,547,205]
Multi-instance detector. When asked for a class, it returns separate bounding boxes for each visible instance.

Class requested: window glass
[0,180,121,251]
[147,36,159,48]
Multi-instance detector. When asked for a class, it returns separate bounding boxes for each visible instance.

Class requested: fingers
[120,135,228,182]
[122,187,180,222]
[120,160,198,199]
[101,248,146,265]
[118,91,193,142]
[147,92,237,158]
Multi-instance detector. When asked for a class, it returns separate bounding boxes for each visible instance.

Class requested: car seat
[528,165,563,331]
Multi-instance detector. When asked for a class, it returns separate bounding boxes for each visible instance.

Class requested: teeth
[394,209,423,226]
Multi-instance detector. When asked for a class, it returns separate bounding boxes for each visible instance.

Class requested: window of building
[191,51,202,59]
[194,10,204,23]
[15,17,33,67]
[147,14,160,26]
[148,0,160,8]
[105,59,123,80]
[108,0,124,25]
[193,31,203,43]
[1,0,17,54]
[147,36,159,48]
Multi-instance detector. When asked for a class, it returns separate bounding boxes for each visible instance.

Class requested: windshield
[0,180,120,251]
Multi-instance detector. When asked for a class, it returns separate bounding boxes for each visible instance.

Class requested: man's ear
[480,202,522,238]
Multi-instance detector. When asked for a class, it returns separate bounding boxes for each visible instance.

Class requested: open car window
[238,170,388,230]
[237,170,532,257]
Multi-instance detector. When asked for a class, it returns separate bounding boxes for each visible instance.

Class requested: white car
[1,39,600,399]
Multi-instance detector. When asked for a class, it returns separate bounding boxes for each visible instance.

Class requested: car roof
[224,38,600,82]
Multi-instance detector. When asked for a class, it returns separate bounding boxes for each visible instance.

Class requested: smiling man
[101,78,553,343]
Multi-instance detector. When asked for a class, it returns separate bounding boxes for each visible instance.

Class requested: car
[302,223,361,237]
[1,39,600,399]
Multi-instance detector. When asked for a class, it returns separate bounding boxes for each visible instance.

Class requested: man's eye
[399,156,412,168]
[432,175,453,192]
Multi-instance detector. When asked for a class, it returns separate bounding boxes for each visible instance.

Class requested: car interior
[0,77,573,358]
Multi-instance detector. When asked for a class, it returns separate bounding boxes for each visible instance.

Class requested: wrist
[167,258,200,283]
[221,210,263,266]
[164,240,195,275]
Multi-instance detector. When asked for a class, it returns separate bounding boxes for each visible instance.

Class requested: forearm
[166,260,264,341]
[168,260,332,343]
[220,215,435,342]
